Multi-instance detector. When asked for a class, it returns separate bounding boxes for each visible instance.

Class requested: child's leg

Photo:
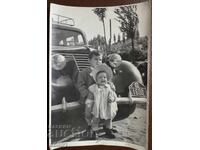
[91,117,100,131]
[85,117,99,140]
[104,119,112,129]
[104,119,115,138]
[85,102,93,127]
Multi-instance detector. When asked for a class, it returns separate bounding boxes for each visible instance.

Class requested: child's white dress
[88,84,118,120]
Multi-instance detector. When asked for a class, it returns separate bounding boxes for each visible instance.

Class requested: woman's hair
[108,53,122,62]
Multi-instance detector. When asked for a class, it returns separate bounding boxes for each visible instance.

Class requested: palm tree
[92,8,107,53]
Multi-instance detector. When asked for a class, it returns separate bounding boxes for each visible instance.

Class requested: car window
[52,28,85,46]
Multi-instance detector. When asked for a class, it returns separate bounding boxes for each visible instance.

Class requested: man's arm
[77,71,89,101]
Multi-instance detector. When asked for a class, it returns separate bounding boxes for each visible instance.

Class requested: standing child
[77,50,103,139]
[86,64,118,139]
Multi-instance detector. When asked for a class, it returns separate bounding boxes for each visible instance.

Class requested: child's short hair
[88,50,102,59]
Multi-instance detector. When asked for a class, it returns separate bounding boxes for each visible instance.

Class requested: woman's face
[109,59,121,68]
[96,72,108,86]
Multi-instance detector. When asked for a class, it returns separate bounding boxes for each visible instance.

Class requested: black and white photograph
[49,1,151,150]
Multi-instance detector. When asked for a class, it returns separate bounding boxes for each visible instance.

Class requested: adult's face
[89,55,102,68]
[109,59,121,68]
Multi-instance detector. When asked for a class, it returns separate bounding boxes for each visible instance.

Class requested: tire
[113,103,136,121]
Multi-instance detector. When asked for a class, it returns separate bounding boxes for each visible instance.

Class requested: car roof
[52,23,87,44]
[52,23,84,33]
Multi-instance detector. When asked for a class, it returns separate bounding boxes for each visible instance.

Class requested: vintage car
[50,15,147,121]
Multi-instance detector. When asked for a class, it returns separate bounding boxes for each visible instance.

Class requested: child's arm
[107,88,117,103]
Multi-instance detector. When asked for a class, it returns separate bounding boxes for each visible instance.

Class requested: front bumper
[51,97,147,113]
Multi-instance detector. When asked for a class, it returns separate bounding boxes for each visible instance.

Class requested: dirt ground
[50,104,147,148]
[111,104,147,146]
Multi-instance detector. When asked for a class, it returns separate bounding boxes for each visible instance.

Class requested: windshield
[52,28,85,46]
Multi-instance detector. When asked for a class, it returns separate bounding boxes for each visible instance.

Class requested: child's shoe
[103,125,118,133]
[91,131,98,140]
[105,129,116,139]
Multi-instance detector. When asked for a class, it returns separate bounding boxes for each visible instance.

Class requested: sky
[50,2,151,43]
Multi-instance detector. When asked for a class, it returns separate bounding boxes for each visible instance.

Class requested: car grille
[54,52,90,71]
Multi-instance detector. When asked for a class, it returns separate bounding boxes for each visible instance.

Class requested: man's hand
[108,98,113,103]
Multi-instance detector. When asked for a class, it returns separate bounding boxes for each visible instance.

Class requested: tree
[114,5,139,62]
[113,34,116,43]
[92,8,107,53]
[117,34,121,43]
[122,32,126,43]
[88,34,106,51]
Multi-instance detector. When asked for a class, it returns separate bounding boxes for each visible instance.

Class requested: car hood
[52,45,90,54]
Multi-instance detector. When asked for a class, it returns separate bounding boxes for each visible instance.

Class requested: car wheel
[113,103,136,121]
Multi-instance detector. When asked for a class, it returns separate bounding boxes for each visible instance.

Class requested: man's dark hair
[88,50,102,59]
